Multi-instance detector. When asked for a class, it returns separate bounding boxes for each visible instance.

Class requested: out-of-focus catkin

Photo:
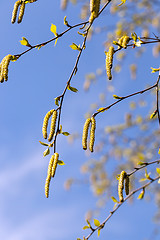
[51,153,59,178]
[89,0,100,23]
[48,110,58,142]
[11,0,22,24]
[61,0,68,10]
[42,109,54,139]
[89,117,96,152]
[122,36,130,49]
[125,174,130,195]
[18,1,25,23]
[82,118,91,150]
[0,55,13,83]
[105,46,114,80]
[118,171,126,202]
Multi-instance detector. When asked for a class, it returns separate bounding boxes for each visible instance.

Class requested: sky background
[0,1,160,240]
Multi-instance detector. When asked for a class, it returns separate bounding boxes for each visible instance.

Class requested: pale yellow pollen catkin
[118,171,126,202]
[125,174,130,195]
[82,118,91,150]
[51,153,59,178]
[0,55,13,82]
[45,155,55,198]
[105,46,114,80]
[118,36,124,49]
[48,110,58,142]
[122,36,130,49]
[89,0,100,23]
[89,117,96,152]
[61,0,68,10]
[18,1,25,23]
[45,176,51,198]
[42,109,54,139]
[11,0,22,24]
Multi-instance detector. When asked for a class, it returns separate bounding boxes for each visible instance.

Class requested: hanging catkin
[51,153,59,178]
[89,0,100,23]
[0,55,13,82]
[122,36,130,49]
[89,117,96,152]
[105,46,114,80]
[42,109,54,139]
[18,1,25,23]
[45,155,55,198]
[118,171,126,202]
[82,118,91,150]
[11,0,22,24]
[125,174,130,195]
[48,110,58,142]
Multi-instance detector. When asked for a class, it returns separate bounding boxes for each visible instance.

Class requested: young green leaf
[43,148,50,157]
[96,107,108,112]
[111,196,118,203]
[50,24,57,36]
[97,229,101,237]
[94,219,100,227]
[57,160,65,165]
[67,85,78,92]
[70,43,81,51]
[86,219,91,228]
[118,0,126,7]
[55,97,60,106]
[137,189,145,199]
[113,95,123,100]
[156,168,160,175]
[39,141,49,147]
[62,132,70,136]
[20,37,31,47]
[83,226,90,230]
[151,67,160,73]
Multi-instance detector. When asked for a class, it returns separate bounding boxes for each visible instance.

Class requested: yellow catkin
[82,118,91,150]
[118,36,124,49]
[0,55,13,82]
[48,110,58,142]
[125,174,130,195]
[89,117,96,152]
[105,46,114,80]
[45,155,55,198]
[11,0,22,24]
[45,176,51,198]
[122,36,130,49]
[118,171,126,202]
[51,152,59,178]
[42,109,54,139]
[18,1,25,23]
[89,0,100,23]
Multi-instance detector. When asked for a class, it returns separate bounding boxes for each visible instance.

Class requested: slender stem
[93,83,157,117]
[85,175,160,240]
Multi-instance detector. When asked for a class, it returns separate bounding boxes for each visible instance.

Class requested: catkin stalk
[89,117,96,152]
[48,110,58,142]
[82,118,91,150]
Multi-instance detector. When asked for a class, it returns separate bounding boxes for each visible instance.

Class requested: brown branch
[93,82,157,117]
[84,175,160,240]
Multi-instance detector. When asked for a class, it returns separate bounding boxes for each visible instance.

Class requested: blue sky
[0,1,160,240]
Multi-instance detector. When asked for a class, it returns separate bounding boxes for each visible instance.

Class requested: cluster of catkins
[117,35,130,49]
[42,109,58,142]
[42,109,59,197]
[89,0,101,23]
[118,171,130,202]
[45,153,59,198]
[0,55,13,83]
[11,0,37,24]
[82,117,96,152]
[105,46,115,80]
